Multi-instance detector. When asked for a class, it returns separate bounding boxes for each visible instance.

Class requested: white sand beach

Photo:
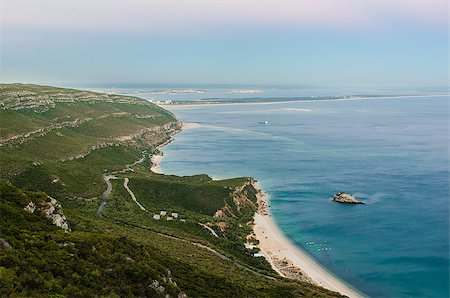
[253,188,364,298]
[150,153,163,173]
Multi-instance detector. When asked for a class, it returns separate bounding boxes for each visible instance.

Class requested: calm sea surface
[159,96,449,297]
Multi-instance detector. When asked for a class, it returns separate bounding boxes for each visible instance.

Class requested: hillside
[0,84,343,297]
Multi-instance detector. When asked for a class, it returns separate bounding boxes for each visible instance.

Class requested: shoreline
[159,93,449,108]
[150,153,164,173]
[252,185,364,297]
[150,123,183,174]
[151,121,364,298]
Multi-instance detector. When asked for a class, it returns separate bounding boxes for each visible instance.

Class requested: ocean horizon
[157,95,449,297]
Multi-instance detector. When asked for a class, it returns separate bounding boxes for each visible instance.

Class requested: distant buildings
[153,210,184,222]
[149,100,173,104]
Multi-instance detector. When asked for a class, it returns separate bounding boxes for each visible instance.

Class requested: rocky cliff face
[214,178,259,218]
[24,196,70,230]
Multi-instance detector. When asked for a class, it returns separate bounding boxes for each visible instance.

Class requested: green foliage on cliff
[0,84,343,297]
[0,181,342,297]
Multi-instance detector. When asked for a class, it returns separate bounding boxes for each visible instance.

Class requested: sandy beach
[252,188,364,298]
[150,153,164,173]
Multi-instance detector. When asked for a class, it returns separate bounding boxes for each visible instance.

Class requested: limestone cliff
[214,178,259,218]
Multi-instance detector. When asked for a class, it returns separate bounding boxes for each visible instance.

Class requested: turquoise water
[159,96,449,297]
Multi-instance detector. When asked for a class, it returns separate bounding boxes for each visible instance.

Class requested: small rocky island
[332,192,365,204]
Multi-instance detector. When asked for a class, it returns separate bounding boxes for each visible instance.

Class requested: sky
[0,0,448,87]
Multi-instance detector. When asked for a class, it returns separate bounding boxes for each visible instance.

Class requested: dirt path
[198,223,219,237]
[158,232,276,280]
[111,217,276,281]
[123,178,146,211]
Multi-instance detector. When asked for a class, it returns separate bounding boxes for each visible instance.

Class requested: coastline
[150,153,164,173]
[151,121,364,298]
[159,93,449,109]
[252,186,364,298]
[150,122,184,174]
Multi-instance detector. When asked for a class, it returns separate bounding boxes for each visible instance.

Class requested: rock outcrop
[0,238,12,249]
[332,192,364,204]
[23,196,70,230]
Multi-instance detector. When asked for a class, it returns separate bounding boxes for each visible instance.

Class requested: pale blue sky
[0,0,448,87]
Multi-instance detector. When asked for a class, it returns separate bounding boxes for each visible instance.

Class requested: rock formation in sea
[332,192,364,204]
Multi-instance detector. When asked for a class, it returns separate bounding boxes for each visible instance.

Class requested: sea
[90,85,449,297]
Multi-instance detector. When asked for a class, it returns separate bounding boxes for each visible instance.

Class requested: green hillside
[0,84,342,297]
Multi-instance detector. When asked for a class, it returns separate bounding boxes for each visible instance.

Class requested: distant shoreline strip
[159,93,449,107]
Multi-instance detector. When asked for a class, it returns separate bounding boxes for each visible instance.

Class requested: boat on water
[259,121,269,124]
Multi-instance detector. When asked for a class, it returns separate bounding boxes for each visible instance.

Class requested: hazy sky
[0,0,448,87]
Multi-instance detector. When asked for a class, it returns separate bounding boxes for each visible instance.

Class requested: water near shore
[159,96,449,297]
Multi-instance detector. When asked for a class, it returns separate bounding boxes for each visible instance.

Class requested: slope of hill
[0,84,342,297]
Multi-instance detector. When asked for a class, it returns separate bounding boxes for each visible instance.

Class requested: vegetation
[0,84,343,297]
